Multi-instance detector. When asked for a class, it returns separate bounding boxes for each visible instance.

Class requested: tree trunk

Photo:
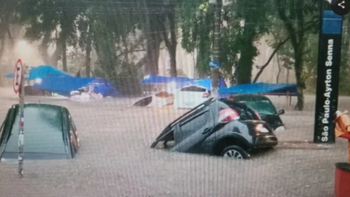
[49,36,64,67]
[294,48,305,111]
[235,34,255,84]
[276,53,281,83]
[168,9,177,77]
[0,16,9,62]
[145,35,161,75]
[0,37,5,62]
[141,0,162,76]
[169,48,177,77]
[39,31,51,64]
[144,17,161,75]
[62,40,67,72]
[85,22,92,77]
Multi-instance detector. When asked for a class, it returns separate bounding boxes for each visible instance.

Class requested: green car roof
[0,103,75,160]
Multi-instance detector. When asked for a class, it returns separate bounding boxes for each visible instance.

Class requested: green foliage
[180,0,271,83]
[179,0,213,77]
[9,0,350,98]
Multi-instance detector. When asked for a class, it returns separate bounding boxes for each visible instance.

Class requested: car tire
[221,145,249,159]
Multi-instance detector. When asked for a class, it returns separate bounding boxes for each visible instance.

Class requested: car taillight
[254,111,261,120]
[203,92,210,98]
[218,108,240,123]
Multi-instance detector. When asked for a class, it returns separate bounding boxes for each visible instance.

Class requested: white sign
[321,39,334,142]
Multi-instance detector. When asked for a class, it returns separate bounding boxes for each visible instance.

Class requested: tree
[273,0,318,110]
[232,0,271,84]
[159,0,178,77]
[18,0,83,69]
[0,0,17,62]
[180,1,223,78]
[180,0,272,84]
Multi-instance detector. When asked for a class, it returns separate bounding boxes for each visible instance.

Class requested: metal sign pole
[18,69,24,177]
[13,59,25,177]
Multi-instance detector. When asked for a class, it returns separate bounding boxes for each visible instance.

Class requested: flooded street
[0,88,349,197]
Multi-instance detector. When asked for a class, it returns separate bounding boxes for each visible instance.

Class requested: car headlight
[255,124,269,133]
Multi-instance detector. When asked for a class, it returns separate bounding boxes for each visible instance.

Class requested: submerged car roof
[0,103,75,160]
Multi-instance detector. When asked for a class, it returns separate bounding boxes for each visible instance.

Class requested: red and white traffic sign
[13,59,23,94]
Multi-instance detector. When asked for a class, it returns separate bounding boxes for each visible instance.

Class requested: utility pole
[209,0,222,98]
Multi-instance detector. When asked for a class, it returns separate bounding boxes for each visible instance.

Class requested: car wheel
[221,145,249,159]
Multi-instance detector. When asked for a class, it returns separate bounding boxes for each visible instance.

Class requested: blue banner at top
[322,10,343,35]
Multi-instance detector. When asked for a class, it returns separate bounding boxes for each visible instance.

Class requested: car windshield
[240,100,276,115]
[3,106,66,158]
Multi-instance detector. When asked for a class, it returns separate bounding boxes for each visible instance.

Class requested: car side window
[180,110,210,137]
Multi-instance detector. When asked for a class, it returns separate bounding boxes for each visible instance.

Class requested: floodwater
[0,88,348,197]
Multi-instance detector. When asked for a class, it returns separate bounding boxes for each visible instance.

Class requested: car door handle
[202,128,212,134]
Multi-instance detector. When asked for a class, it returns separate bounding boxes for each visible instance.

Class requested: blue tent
[142,75,192,84]
[87,79,119,97]
[33,76,95,97]
[218,83,298,97]
[5,65,70,80]
[189,78,227,90]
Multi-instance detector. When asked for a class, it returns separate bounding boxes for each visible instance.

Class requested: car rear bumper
[253,134,278,148]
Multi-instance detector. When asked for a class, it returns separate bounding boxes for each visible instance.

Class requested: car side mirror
[277,109,285,115]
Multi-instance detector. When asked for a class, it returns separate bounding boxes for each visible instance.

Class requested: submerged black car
[0,103,80,161]
[229,94,285,130]
[151,98,278,159]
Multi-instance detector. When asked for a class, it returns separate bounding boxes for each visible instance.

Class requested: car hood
[258,114,284,130]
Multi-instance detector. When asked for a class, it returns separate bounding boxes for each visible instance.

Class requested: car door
[171,102,217,153]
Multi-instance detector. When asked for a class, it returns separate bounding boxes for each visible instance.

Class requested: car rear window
[219,100,259,120]
[4,106,66,156]
[180,86,206,92]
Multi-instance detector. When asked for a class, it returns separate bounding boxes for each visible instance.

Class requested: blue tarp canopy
[218,83,298,97]
[189,78,227,90]
[87,79,119,97]
[33,76,119,97]
[5,65,70,80]
[33,76,95,97]
[142,75,192,84]
[141,75,193,88]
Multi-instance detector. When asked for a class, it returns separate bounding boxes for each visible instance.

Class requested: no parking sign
[13,59,24,94]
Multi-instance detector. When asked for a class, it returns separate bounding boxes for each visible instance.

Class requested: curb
[276,140,333,150]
